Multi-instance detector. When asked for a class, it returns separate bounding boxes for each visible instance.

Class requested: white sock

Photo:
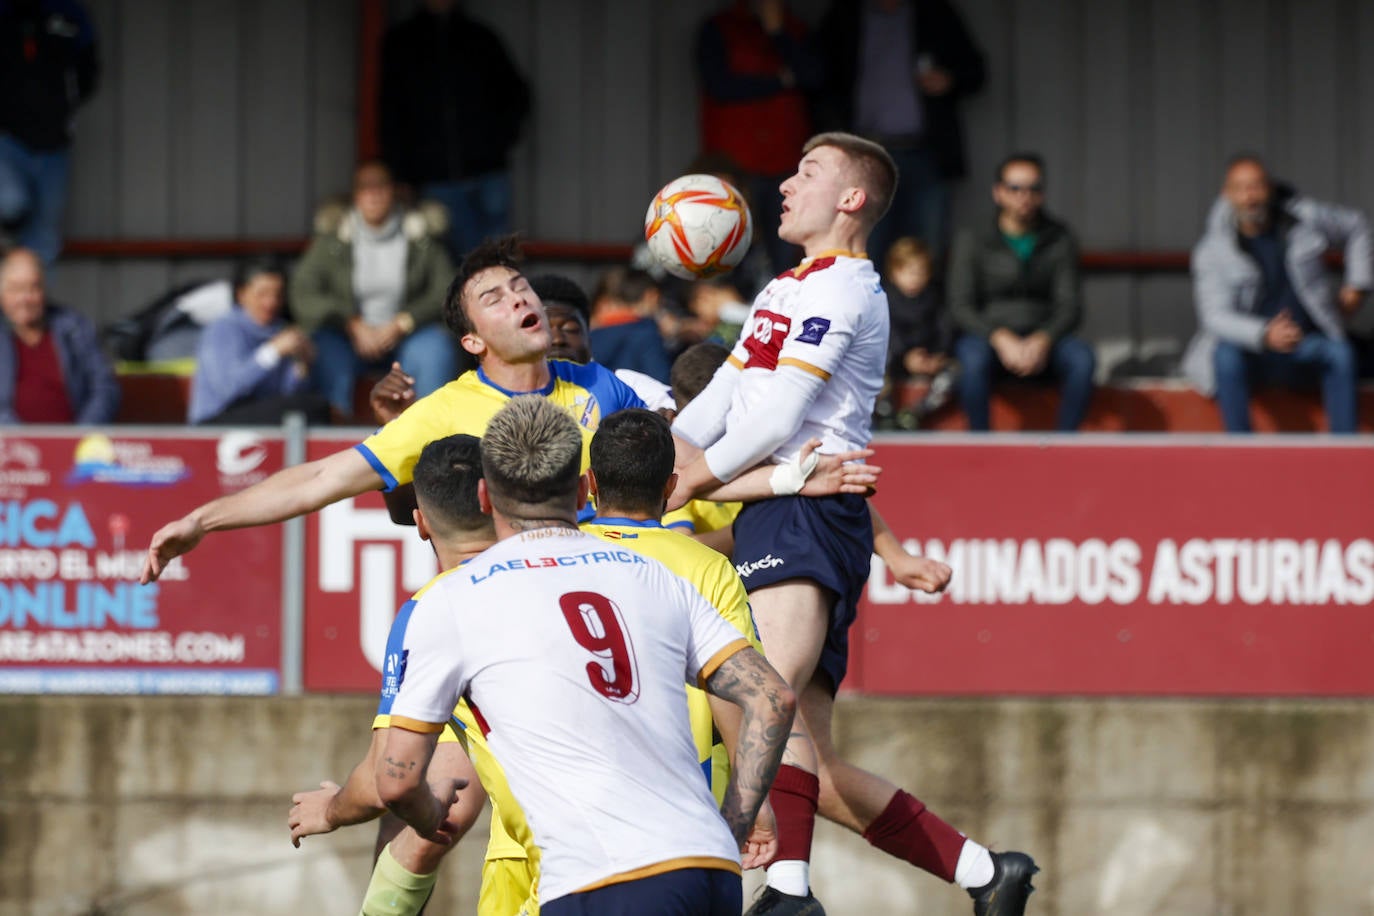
[766,859,810,896]
[954,840,995,890]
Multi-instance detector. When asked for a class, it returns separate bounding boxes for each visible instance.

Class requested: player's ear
[838,186,867,216]
[576,473,590,512]
[586,467,600,500]
[661,472,678,505]
[460,331,486,359]
[477,479,494,515]
[413,508,432,542]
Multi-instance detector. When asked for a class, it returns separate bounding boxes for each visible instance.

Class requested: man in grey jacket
[947,152,1095,431]
[1184,155,1368,433]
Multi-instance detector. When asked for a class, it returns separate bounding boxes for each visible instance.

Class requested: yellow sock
[359,843,438,916]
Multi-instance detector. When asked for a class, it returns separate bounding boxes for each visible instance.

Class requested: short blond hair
[884,237,931,277]
[480,396,583,518]
[803,132,899,226]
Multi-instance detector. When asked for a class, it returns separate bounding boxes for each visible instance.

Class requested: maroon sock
[861,789,966,882]
[769,764,820,863]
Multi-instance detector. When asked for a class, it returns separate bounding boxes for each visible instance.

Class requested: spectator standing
[816,0,985,266]
[590,267,674,384]
[0,246,117,423]
[1183,155,1368,434]
[0,0,98,264]
[879,237,956,429]
[697,0,822,275]
[291,160,458,419]
[380,0,530,259]
[947,152,1095,431]
[188,258,331,426]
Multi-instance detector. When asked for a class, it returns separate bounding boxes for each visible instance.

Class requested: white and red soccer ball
[643,174,753,280]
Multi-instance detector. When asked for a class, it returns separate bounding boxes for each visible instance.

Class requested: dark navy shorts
[731,493,874,692]
[542,867,741,915]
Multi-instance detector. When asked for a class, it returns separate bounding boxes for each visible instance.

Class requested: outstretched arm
[141,446,381,583]
[698,440,880,503]
[289,728,390,846]
[871,506,952,593]
[705,648,796,851]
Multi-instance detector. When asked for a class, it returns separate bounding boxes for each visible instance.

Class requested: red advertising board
[302,435,439,693]
[297,434,1374,696]
[0,429,284,694]
[853,438,1374,696]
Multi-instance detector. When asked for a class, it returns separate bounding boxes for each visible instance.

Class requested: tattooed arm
[705,647,796,851]
[375,727,463,844]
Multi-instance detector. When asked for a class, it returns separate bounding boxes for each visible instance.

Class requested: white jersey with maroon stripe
[723,253,889,462]
[387,528,749,903]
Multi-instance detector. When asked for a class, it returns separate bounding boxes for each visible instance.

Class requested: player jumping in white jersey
[671,132,1038,916]
[377,396,796,915]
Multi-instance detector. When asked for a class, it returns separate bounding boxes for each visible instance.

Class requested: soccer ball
[643,174,753,280]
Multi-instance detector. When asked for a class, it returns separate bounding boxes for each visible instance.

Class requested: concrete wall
[3,695,1372,915]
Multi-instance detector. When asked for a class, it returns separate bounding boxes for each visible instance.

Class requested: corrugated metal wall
[50,0,357,328]
[46,0,1374,375]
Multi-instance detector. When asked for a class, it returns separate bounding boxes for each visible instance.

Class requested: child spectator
[880,237,957,429]
[589,267,673,383]
[686,277,751,349]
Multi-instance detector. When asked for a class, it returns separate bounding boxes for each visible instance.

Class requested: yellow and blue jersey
[355,360,645,491]
[373,562,470,728]
[662,499,743,536]
[584,516,762,802]
[373,560,540,912]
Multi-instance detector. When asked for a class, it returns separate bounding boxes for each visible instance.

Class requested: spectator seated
[893,377,1374,433]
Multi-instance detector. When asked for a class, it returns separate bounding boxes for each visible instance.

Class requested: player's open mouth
[520,314,541,330]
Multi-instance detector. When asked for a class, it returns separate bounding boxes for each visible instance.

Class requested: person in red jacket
[697,0,822,275]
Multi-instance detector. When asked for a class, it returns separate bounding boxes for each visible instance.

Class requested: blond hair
[884,237,931,277]
[803,132,899,226]
[479,396,583,518]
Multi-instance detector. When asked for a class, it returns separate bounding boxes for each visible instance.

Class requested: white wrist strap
[769,449,821,496]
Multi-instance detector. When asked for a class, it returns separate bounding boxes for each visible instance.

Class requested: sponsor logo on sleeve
[796,317,831,345]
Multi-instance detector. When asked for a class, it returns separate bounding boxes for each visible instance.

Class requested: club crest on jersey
[382,649,409,696]
[743,309,791,370]
[575,394,601,429]
[796,317,831,345]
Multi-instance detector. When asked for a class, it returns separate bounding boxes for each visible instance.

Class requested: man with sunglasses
[947,152,1096,431]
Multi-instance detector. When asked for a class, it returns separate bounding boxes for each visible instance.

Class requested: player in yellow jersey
[288,434,495,915]
[141,237,645,584]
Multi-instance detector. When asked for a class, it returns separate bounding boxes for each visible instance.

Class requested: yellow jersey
[354,360,644,490]
[662,499,743,536]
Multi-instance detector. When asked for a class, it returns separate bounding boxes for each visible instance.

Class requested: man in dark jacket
[0,0,98,264]
[0,247,118,423]
[947,152,1095,431]
[816,0,985,264]
[380,0,530,260]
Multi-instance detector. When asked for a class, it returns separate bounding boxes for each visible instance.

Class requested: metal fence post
[280,411,307,695]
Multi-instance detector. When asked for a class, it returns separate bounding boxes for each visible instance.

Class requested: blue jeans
[310,323,459,415]
[867,145,950,269]
[955,333,1097,431]
[1213,335,1357,433]
[0,133,71,264]
[423,172,512,261]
